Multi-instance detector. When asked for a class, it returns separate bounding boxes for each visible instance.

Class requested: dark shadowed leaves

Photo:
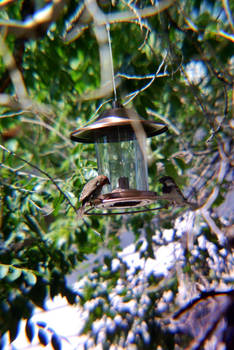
[38,328,49,346]
[51,333,62,350]
[25,319,35,342]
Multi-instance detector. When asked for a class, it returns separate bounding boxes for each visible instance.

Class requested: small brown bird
[159,176,198,210]
[78,175,110,218]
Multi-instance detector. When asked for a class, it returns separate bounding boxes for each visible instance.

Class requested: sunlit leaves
[23,270,37,286]
[8,267,21,283]
[0,0,233,348]
[24,320,64,350]
[0,264,9,279]
[78,254,179,349]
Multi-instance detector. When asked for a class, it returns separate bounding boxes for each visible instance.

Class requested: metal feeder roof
[70,105,168,143]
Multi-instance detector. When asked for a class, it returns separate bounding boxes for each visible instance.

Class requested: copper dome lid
[70,105,168,143]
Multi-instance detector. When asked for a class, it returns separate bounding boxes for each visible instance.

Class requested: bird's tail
[77,206,85,219]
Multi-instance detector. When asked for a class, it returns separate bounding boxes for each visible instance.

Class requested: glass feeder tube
[95,127,148,193]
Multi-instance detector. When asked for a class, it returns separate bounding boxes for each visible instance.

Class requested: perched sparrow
[78,175,110,218]
[159,176,197,210]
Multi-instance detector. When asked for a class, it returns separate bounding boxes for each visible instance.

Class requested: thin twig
[180,65,210,121]
[147,108,180,135]
[138,25,151,51]
[123,53,168,105]
[0,163,51,180]
[0,34,54,116]
[64,0,175,42]
[20,117,72,146]
[106,0,176,24]
[117,72,168,80]
[173,289,233,319]
[199,143,229,245]
[121,0,144,30]
[0,180,35,194]
[0,144,77,214]
[222,0,234,31]
[206,86,229,142]
[0,111,24,119]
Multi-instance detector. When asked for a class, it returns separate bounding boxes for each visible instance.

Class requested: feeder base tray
[90,189,161,210]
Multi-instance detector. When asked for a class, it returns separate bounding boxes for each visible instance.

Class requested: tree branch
[0,144,77,214]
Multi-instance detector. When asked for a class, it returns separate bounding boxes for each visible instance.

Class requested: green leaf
[7,266,22,282]
[0,264,9,279]
[174,158,190,171]
[38,328,49,346]
[164,162,178,178]
[9,318,20,343]
[53,195,64,216]
[25,319,35,343]
[196,11,211,29]
[28,279,48,308]
[24,271,37,286]
[24,214,44,237]
[51,333,62,350]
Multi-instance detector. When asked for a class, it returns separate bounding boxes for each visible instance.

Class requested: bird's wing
[79,177,99,202]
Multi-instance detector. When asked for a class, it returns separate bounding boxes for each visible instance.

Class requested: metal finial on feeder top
[70,105,168,143]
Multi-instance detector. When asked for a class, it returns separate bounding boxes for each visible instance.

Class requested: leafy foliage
[0,0,233,348]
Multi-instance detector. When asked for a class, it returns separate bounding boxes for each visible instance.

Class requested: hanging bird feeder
[70,103,168,215]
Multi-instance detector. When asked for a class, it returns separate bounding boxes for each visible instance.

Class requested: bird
[159,176,198,210]
[77,175,110,218]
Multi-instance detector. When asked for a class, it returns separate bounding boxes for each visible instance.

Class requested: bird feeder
[70,103,168,214]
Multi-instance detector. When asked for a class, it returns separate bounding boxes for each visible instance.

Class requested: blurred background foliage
[0,0,233,349]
